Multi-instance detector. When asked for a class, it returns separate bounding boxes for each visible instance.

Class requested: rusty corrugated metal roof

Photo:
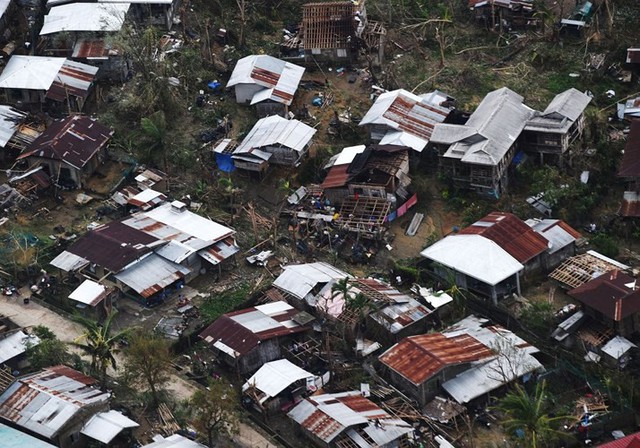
[378,333,493,385]
[620,191,640,217]
[459,211,548,263]
[320,164,350,189]
[568,270,640,321]
[45,59,98,103]
[65,220,158,273]
[18,115,112,170]
[619,119,640,178]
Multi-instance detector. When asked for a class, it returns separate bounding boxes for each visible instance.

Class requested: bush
[590,233,619,258]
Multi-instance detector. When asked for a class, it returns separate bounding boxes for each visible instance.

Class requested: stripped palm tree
[71,311,129,389]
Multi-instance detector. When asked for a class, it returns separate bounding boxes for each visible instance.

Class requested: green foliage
[190,379,240,447]
[589,233,619,258]
[26,326,70,370]
[200,282,251,322]
[520,301,555,336]
[494,381,569,448]
[121,331,173,408]
[71,311,129,388]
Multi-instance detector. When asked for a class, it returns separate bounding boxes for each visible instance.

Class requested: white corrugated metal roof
[273,262,349,300]
[68,279,106,306]
[0,331,40,364]
[440,87,534,166]
[141,434,207,448]
[227,55,305,106]
[0,56,65,90]
[333,145,366,166]
[242,359,313,399]
[155,240,193,264]
[542,88,591,122]
[40,3,130,35]
[114,253,190,297]
[0,106,26,147]
[602,336,636,360]
[50,250,90,272]
[526,219,576,254]
[81,410,138,444]
[369,298,431,334]
[421,234,523,285]
[234,115,316,155]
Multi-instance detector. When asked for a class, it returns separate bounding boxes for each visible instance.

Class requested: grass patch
[200,282,252,322]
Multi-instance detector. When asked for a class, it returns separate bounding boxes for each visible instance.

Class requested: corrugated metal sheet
[440,87,534,166]
[18,115,112,170]
[114,253,190,298]
[595,432,640,448]
[40,3,129,35]
[360,89,451,152]
[72,39,118,59]
[421,234,523,285]
[46,59,99,103]
[63,221,158,273]
[0,56,65,90]
[0,366,108,439]
[50,250,89,272]
[0,331,40,364]
[80,410,138,444]
[542,88,591,122]
[141,434,207,448]
[128,188,166,210]
[627,48,640,64]
[526,218,581,254]
[234,115,316,155]
[197,236,239,265]
[460,212,548,263]
[620,191,640,217]
[199,301,308,355]
[0,106,26,148]
[273,262,349,300]
[601,336,636,360]
[619,119,640,178]
[288,391,412,446]
[379,332,492,385]
[568,270,640,322]
[68,279,107,306]
[242,359,312,399]
[370,298,431,334]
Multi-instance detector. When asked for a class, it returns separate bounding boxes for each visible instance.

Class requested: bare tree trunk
[236,0,247,47]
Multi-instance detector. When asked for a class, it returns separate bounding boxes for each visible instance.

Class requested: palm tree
[494,380,569,448]
[71,311,129,389]
[138,110,169,171]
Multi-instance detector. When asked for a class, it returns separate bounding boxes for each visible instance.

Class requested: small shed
[0,56,99,112]
[232,115,316,169]
[68,279,114,317]
[80,410,139,445]
[16,115,112,189]
[242,359,318,413]
[227,55,305,117]
[601,335,636,369]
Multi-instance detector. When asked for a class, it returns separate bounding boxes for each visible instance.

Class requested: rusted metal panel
[619,120,640,178]
[459,211,548,263]
[569,270,640,322]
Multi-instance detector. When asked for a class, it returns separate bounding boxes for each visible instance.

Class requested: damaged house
[50,201,238,305]
[0,365,112,448]
[618,119,640,217]
[0,55,99,113]
[230,115,316,171]
[469,0,539,30]
[287,390,414,448]
[287,0,385,65]
[199,301,311,374]
[39,3,131,81]
[15,115,112,189]
[378,315,544,406]
[227,55,305,118]
[431,87,534,198]
[521,88,591,166]
[359,89,454,153]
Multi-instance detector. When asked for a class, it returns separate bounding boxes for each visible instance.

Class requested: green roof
[0,423,56,448]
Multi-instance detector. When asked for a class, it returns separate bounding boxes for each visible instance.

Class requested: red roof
[568,270,640,321]
[18,115,113,170]
[620,193,640,217]
[619,120,640,178]
[459,212,548,263]
[597,432,640,448]
[378,333,493,385]
[321,164,350,189]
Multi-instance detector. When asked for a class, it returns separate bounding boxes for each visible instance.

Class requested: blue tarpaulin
[215,153,235,172]
[208,81,222,91]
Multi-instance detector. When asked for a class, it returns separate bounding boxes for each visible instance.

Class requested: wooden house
[522,88,591,166]
[199,301,310,375]
[469,0,539,31]
[431,87,534,198]
[378,315,543,406]
[16,115,112,189]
